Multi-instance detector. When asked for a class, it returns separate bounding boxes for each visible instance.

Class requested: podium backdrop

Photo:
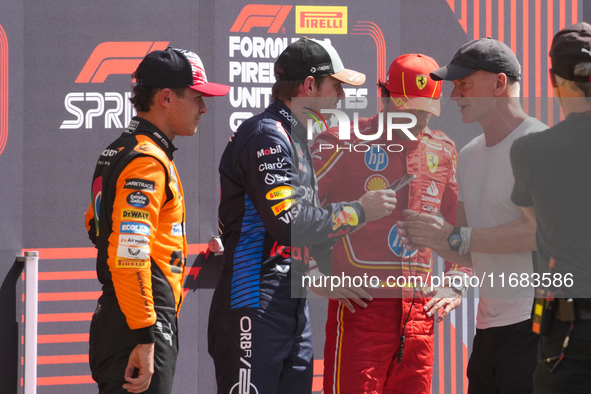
[0,1,584,392]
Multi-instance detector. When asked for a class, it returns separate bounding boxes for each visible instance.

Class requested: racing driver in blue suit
[208,38,398,394]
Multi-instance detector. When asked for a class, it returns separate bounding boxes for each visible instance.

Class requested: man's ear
[159,89,172,106]
[494,73,508,96]
[300,76,316,96]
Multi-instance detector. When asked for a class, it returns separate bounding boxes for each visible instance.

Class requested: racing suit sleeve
[236,122,365,249]
[85,202,97,246]
[108,156,168,343]
[311,129,345,204]
[440,143,471,278]
[309,129,348,274]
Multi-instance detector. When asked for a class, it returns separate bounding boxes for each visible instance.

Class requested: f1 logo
[230,4,292,33]
[75,41,169,83]
[0,24,7,157]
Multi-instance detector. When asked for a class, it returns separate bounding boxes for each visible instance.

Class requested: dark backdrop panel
[1,1,585,393]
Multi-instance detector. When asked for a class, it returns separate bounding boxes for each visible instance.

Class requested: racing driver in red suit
[311,54,471,394]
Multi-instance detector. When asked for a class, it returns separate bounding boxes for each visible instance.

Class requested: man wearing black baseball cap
[209,37,397,393]
[85,47,229,393]
[511,22,591,393]
[398,37,548,394]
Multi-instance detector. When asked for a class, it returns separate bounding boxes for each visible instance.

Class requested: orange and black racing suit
[85,117,186,393]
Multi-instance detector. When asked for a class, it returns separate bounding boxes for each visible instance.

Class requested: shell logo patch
[364,175,388,191]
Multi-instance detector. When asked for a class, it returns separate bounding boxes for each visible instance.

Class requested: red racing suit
[311,114,470,394]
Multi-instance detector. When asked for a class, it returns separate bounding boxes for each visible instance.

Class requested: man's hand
[424,287,462,323]
[123,342,155,393]
[310,280,373,313]
[358,190,397,223]
[396,209,453,251]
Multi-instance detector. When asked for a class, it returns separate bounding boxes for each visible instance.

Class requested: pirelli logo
[122,209,150,221]
[272,199,295,216]
[116,258,149,269]
[295,6,347,35]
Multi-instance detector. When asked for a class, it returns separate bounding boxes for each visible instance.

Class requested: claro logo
[61,41,169,130]
[230,4,292,33]
[0,24,8,156]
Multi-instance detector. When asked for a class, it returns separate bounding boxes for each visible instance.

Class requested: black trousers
[534,320,591,394]
[89,296,179,394]
[208,298,314,394]
[467,319,538,394]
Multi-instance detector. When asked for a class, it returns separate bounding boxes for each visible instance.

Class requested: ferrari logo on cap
[427,153,439,173]
[416,74,428,90]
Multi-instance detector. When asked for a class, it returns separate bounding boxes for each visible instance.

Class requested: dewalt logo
[121,209,150,222]
[295,6,347,35]
[230,4,292,33]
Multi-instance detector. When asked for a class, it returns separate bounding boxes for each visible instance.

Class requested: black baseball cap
[430,37,521,81]
[135,47,230,97]
[550,22,591,82]
[274,37,365,86]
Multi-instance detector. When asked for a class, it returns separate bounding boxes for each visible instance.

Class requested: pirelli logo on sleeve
[295,6,347,34]
[121,209,150,221]
[272,199,295,216]
[124,178,155,192]
[116,258,149,269]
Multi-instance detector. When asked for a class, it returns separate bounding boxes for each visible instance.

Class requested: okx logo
[61,41,169,130]
[230,4,292,33]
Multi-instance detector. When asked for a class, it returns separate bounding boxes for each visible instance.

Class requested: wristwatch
[447,226,462,252]
[448,278,466,295]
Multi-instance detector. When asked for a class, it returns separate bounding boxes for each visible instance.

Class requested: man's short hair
[506,77,521,97]
[129,77,186,112]
[270,73,328,103]
[555,63,591,100]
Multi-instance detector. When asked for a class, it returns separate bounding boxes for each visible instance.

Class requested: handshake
[356,188,454,252]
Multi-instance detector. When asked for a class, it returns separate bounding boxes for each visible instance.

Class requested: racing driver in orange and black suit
[312,54,471,394]
[84,47,230,394]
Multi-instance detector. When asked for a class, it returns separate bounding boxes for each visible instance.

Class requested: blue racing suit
[208,99,366,394]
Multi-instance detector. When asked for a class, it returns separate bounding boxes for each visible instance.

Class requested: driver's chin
[410,125,426,136]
